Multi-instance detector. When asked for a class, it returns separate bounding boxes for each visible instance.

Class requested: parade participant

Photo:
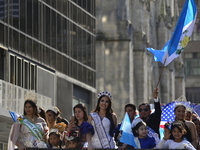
[8,91,48,150]
[173,103,198,148]
[185,109,193,121]
[131,118,156,149]
[38,107,48,124]
[138,87,161,137]
[87,91,117,149]
[192,114,200,150]
[57,117,69,146]
[48,131,62,149]
[157,121,196,150]
[66,103,93,149]
[65,130,80,149]
[115,103,136,149]
[46,106,61,130]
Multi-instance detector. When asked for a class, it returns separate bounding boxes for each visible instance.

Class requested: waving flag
[147,0,197,66]
[9,111,20,122]
[120,112,137,148]
[193,104,200,117]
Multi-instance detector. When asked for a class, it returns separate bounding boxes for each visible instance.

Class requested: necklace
[25,115,35,122]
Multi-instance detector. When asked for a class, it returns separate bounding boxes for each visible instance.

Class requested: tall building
[95,0,186,120]
[178,0,200,103]
[0,0,96,148]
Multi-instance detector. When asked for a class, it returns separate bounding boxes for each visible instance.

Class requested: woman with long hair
[8,95,48,150]
[66,103,93,149]
[87,91,117,149]
[46,106,61,130]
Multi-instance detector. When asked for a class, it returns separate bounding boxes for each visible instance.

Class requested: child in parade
[173,103,198,148]
[48,131,62,149]
[65,131,80,149]
[132,118,156,149]
[157,121,196,150]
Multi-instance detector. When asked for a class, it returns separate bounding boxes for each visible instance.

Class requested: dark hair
[57,117,69,125]
[48,132,62,148]
[73,103,88,124]
[125,103,136,111]
[132,121,146,137]
[46,107,61,117]
[65,137,80,149]
[170,121,186,140]
[24,100,39,117]
[39,107,47,122]
[138,103,150,111]
[93,95,115,136]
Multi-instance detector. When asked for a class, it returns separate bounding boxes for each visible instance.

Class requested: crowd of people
[7,88,200,150]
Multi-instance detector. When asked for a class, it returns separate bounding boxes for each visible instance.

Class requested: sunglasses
[139,108,149,112]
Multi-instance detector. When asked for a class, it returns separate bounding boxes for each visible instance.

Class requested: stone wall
[95,0,185,121]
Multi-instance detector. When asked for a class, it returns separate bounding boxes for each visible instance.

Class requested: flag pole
[156,59,166,88]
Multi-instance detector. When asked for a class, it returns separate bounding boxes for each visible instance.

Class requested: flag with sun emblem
[147,0,197,66]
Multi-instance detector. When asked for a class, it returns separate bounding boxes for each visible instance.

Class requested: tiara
[24,90,37,103]
[47,106,58,115]
[97,91,112,100]
[132,118,143,128]
[49,128,59,134]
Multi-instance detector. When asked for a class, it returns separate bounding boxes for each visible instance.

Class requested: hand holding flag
[9,111,20,122]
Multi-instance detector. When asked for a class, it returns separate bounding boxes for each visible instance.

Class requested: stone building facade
[177,0,200,104]
[95,0,186,120]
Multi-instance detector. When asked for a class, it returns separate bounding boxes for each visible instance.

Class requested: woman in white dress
[8,99,48,150]
[87,91,117,149]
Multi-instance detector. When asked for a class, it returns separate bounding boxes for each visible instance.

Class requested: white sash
[18,116,43,140]
[90,112,111,148]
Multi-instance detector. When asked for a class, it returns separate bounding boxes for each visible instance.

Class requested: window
[185,52,200,76]
[72,85,90,114]
[24,61,29,89]
[16,58,22,86]
[186,87,200,103]
[10,55,15,84]
[0,142,8,150]
[9,54,37,90]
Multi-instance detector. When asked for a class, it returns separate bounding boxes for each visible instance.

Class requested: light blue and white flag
[9,111,20,122]
[120,112,137,148]
[147,0,197,66]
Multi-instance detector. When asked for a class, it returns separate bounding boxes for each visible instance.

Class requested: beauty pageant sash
[90,112,111,148]
[18,116,43,140]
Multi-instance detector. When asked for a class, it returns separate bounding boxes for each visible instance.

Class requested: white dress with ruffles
[91,116,115,148]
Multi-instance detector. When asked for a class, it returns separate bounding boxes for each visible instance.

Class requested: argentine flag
[147,0,197,66]
[120,112,137,148]
[9,111,20,122]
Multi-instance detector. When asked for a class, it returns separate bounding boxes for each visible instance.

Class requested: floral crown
[97,91,112,100]
[65,131,79,141]
[24,90,37,104]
